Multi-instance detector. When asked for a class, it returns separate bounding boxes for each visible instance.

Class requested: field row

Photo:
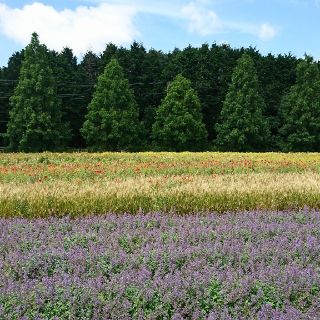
[0,153,320,181]
[0,152,320,217]
[1,211,320,319]
[0,172,319,217]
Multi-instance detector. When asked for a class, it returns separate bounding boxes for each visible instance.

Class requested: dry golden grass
[1,162,320,217]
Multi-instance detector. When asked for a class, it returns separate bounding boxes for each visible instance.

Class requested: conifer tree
[81,58,143,151]
[0,50,25,148]
[52,47,86,148]
[278,56,320,151]
[152,74,208,151]
[215,53,270,151]
[5,33,69,151]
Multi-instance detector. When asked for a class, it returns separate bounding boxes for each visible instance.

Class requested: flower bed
[1,210,320,319]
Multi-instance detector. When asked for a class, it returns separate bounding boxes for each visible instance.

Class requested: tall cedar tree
[255,53,297,142]
[215,53,270,151]
[278,56,320,151]
[152,74,208,151]
[142,49,167,139]
[0,50,24,147]
[81,58,143,151]
[5,33,69,151]
[51,48,86,148]
[0,68,6,146]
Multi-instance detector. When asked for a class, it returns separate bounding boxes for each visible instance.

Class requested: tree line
[0,33,319,152]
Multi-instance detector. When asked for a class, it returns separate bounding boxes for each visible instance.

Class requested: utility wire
[0,79,166,86]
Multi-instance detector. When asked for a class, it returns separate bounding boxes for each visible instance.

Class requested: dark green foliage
[215,53,270,151]
[51,48,86,148]
[4,33,69,152]
[120,42,147,120]
[0,68,6,146]
[203,44,241,140]
[278,56,320,151]
[0,50,24,147]
[81,59,143,151]
[76,51,101,140]
[1,36,305,151]
[256,53,298,144]
[152,74,208,151]
[161,44,241,141]
[139,48,167,139]
[99,43,119,72]
[100,43,167,142]
[80,51,100,84]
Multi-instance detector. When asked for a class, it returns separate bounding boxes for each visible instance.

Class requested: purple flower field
[1,211,320,319]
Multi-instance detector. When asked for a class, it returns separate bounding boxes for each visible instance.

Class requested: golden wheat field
[1,152,320,217]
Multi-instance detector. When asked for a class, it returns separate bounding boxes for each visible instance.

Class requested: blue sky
[0,0,319,67]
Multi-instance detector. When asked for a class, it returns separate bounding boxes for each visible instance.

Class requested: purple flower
[1,210,320,319]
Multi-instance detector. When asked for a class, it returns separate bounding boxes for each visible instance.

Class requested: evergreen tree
[0,67,7,147]
[80,51,100,83]
[118,42,148,123]
[81,58,143,151]
[77,51,100,115]
[100,43,119,73]
[141,48,167,139]
[162,43,241,142]
[278,56,320,151]
[255,52,298,148]
[0,50,24,147]
[5,33,69,151]
[215,53,270,151]
[152,74,208,151]
[101,43,167,142]
[51,47,86,148]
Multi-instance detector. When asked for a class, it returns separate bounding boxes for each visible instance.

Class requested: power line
[0,79,166,86]
[0,80,167,101]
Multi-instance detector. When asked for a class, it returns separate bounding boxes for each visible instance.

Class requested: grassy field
[1,152,320,217]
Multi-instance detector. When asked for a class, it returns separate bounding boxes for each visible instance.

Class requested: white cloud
[226,20,277,41]
[0,2,138,55]
[82,0,278,41]
[181,2,223,35]
[0,0,278,57]
[180,1,277,40]
[258,23,277,40]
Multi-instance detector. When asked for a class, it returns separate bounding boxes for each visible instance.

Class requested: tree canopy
[278,56,320,151]
[81,58,143,151]
[4,33,69,152]
[152,74,208,151]
[215,53,270,151]
[1,36,312,152]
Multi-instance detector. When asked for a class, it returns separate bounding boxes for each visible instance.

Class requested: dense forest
[1,33,320,152]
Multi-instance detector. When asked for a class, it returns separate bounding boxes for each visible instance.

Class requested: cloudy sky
[0,0,319,66]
